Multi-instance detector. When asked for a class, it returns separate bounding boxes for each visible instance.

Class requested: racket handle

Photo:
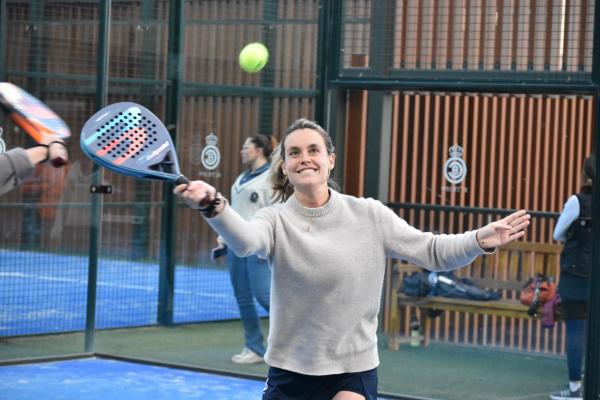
[175,176,190,186]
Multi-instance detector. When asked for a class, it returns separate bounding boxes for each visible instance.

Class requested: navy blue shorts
[262,366,378,400]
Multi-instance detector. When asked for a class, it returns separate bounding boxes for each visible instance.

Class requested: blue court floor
[0,249,267,336]
[0,358,394,400]
[0,358,265,400]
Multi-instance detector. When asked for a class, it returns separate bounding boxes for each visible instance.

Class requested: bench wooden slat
[385,241,563,351]
[470,278,522,291]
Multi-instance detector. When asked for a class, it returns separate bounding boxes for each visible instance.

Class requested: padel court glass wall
[1,1,600,399]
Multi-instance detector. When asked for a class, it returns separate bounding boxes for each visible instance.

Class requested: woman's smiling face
[281,128,335,191]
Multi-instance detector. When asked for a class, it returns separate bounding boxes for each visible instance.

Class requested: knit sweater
[0,148,34,196]
[207,189,485,375]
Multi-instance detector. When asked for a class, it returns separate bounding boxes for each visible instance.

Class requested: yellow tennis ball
[239,42,269,73]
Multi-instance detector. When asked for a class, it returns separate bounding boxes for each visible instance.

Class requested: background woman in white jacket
[216,134,277,364]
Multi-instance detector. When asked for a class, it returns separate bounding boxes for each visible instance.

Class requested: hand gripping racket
[0,82,70,167]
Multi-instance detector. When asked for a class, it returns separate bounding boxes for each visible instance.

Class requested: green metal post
[131,0,158,260]
[322,1,345,187]
[583,1,600,398]
[363,93,383,198]
[314,0,331,125]
[20,0,44,251]
[26,0,43,94]
[0,0,6,80]
[259,0,276,135]
[363,0,395,199]
[368,0,394,76]
[325,89,347,188]
[85,0,111,353]
[158,0,185,326]
[328,1,343,81]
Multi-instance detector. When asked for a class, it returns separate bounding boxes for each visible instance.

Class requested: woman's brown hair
[249,134,277,159]
[581,153,595,191]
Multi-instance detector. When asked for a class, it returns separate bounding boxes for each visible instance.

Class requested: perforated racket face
[0,82,71,141]
[80,102,182,181]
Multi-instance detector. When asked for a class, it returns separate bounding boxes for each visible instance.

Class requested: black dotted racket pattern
[95,110,160,159]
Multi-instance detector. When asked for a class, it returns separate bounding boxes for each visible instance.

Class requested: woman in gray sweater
[174,119,530,400]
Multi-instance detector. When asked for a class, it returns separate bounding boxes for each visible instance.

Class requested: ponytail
[269,143,294,202]
[581,153,595,191]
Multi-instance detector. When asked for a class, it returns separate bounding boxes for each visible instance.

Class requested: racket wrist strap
[48,140,70,156]
[34,141,69,163]
[198,193,227,218]
[34,144,50,163]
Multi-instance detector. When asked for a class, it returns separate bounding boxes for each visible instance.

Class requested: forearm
[376,199,485,270]
[388,228,485,271]
[24,146,49,164]
[204,205,271,258]
[427,230,487,270]
[174,180,273,257]
[553,195,579,241]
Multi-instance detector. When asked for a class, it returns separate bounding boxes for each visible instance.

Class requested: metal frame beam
[85,0,111,353]
[584,0,600,397]
[157,0,185,327]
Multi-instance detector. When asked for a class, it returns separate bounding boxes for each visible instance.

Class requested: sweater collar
[287,189,338,217]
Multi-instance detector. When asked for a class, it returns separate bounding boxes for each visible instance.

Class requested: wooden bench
[383,241,563,351]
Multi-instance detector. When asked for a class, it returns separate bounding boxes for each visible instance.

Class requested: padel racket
[80,102,190,185]
[0,82,70,167]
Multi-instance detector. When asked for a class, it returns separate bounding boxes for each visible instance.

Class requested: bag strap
[527,278,542,317]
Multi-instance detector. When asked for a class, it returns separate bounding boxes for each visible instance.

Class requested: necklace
[294,191,331,233]
[299,203,312,232]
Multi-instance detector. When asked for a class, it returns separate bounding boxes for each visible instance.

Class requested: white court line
[0,272,230,299]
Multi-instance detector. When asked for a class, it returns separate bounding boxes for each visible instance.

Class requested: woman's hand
[24,138,68,167]
[173,180,218,210]
[47,140,69,167]
[476,209,531,249]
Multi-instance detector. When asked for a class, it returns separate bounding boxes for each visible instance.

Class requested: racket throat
[148,152,188,185]
[148,151,179,174]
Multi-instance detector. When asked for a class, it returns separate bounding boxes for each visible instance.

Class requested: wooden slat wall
[343,0,595,73]
[387,92,594,230]
[376,91,594,353]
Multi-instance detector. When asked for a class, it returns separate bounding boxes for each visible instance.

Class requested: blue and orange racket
[80,102,190,185]
[0,82,70,166]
